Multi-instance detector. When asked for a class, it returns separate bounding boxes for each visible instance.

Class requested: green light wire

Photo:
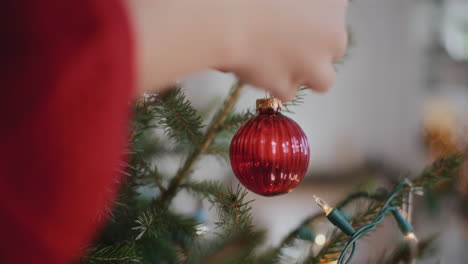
[337,183,408,264]
[336,192,386,210]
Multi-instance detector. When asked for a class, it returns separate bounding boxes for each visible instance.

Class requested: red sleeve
[0,1,135,263]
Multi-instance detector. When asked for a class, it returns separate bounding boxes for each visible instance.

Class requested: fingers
[271,62,337,100]
[269,80,297,102]
[237,59,337,101]
[332,27,349,63]
[222,0,349,100]
[273,59,337,99]
[237,66,298,102]
[321,0,349,63]
[301,61,337,93]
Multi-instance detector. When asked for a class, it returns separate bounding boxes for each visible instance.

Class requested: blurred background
[164,0,468,263]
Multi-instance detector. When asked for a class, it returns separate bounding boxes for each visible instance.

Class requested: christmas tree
[80,80,465,264]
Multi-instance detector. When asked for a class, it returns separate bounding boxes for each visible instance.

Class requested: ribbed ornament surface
[229,109,310,196]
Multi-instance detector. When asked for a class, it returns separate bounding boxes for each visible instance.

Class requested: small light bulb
[314,233,326,246]
[405,232,418,242]
[313,195,333,215]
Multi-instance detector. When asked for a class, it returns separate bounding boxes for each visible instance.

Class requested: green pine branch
[132,209,199,245]
[157,80,245,206]
[84,79,314,263]
[132,93,160,139]
[155,86,204,146]
[186,231,265,264]
[80,243,140,264]
[181,180,262,264]
[183,180,255,233]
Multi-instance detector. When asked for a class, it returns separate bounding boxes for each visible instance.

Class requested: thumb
[303,61,336,93]
[269,80,298,103]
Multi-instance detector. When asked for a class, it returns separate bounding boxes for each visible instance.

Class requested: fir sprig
[183,180,255,233]
[155,86,204,146]
[181,180,262,263]
[132,93,160,138]
[81,244,140,264]
[157,81,245,205]
[132,209,199,243]
[186,231,265,264]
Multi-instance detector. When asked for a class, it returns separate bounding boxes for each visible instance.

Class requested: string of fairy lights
[192,179,421,263]
[313,181,419,264]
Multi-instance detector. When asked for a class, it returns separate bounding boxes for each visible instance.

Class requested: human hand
[222,0,349,101]
[126,0,348,101]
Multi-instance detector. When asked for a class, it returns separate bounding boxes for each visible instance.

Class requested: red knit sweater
[0,1,134,263]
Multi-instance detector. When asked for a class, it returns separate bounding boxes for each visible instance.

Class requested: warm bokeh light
[314,233,327,246]
[405,232,417,242]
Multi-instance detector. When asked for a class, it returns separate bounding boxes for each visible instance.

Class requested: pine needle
[156,86,204,145]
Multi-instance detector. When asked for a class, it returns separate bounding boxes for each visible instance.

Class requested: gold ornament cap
[256,98,283,112]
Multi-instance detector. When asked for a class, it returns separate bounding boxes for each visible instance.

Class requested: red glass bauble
[229,98,310,196]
